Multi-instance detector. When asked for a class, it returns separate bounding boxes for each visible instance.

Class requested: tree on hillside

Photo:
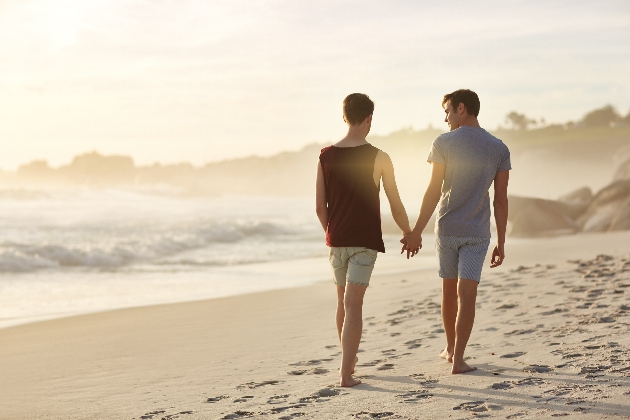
[580,105,621,127]
[505,111,537,130]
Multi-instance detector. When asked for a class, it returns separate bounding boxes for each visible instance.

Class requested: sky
[0,0,629,170]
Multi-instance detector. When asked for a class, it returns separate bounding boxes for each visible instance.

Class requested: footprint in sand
[289,359,333,367]
[206,395,229,403]
[269,404,308,415]
[515,377,545,386]
[388,352,412,360]
[499,351,527,358]
[580,365,611,377]
[221,411,255,419]
[404,339,422,349]
[278,413,306,420]
[396,390,432,402]
[297,388,340,403]
[409,373,439,387]
[358,359,386,367]
[540,308,568,315]
[504,329,536,336]
[160,412,193,420]
[287,367,329,375]
[354,412,397,419]
[452,401,489,412]
[496,303,518,309]
[312,388,340,398]
[267,394,290,404]
[233,395,254,403]
[236,380,280,390]
[561,352,583,359]
[491,377,544,390]
[377,363,395,370]
[140,411,165,419]
[523,365,553,373]
[491,381,513,390]
[506,413,529,419]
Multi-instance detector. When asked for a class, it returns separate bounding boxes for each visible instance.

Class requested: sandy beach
[1,231,630,420]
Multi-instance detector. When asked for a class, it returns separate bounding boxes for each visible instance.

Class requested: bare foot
[451,361,477,374]
[340,375,362,387]
[439,348,453,363]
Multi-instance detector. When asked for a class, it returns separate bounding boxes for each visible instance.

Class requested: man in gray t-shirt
[402,89,511,375]
[428,126,511,237]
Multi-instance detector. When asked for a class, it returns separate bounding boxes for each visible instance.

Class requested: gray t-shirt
[427,126,511,238]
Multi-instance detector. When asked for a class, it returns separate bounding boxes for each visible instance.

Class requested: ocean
[0,190,435,329]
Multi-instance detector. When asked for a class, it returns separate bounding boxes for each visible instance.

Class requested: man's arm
[402,162,445,257]
[378,151,412,234]
[315,161,328,232]
[491,170,509,267]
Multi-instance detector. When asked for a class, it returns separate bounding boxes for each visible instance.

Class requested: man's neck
[338,126,368,145]
[459,114,481,129]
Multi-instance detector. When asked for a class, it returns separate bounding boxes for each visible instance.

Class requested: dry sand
[1,232,630,419]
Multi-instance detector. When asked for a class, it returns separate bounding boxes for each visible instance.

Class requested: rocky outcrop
[559,186,593,205]
[578,181,630,232]
[614,157,630,181]
[508,157,630,236]
[508,195,584,236]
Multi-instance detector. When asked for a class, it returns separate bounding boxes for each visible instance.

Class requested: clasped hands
[400,230,422,259]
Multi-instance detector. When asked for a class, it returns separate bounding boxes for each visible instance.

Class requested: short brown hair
[343,93,374,125]
[442,89,480,117]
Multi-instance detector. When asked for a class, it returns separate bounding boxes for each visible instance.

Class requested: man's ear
[457,102,466,115]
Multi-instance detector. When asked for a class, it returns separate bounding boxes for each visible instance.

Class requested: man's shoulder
[482,130,510,153]
[431,132,452,148]
[320,145,334,156]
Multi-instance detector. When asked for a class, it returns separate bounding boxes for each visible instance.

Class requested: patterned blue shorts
[436,235,491,282]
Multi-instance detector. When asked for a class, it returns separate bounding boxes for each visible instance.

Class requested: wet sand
[1,232,629,419]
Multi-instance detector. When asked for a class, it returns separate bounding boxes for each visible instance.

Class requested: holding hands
[400,231,422,259]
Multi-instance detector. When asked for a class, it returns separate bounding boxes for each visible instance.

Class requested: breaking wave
[0,221,297,272]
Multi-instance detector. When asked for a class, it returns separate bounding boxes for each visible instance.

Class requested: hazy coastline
[2,125,629,200]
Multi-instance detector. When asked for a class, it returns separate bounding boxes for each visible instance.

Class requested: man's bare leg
[339,282,367,387]
[336,286,345,341]
[336,286,358,374]
[452,278,478,374]
[439,278,458,362]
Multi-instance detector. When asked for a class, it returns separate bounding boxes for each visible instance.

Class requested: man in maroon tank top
[316,93,413,387]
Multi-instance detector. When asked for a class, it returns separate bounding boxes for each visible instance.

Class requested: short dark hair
[343,93,374,125]
[442,89,480,117]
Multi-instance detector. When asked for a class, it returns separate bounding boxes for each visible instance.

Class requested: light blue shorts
[328,247,378,287]
[436,235,490,282]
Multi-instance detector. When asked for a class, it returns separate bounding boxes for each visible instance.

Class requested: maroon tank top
[319,144,385,253]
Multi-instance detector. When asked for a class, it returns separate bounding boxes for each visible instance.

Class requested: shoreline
[2,230,627,332]
[1,231,629,419]
[0,236,437,331]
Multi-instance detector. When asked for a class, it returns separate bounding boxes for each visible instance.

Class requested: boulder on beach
[559,187,593,205]
[578,180,630,232]
[613,157,630,181]
[508,195,584,236]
